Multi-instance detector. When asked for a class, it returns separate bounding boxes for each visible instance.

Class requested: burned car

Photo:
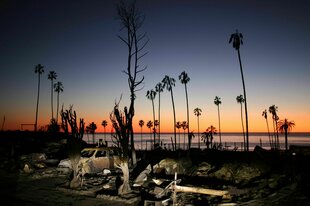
[57,147,120,174]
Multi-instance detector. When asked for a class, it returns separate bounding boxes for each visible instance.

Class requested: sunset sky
[1,0,309,133]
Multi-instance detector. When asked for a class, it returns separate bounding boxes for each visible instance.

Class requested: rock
[133,164,152,187]
[23,163,34,174]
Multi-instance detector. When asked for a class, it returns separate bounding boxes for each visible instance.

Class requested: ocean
[83,132,310,151]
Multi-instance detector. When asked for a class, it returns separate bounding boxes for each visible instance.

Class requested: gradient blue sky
[1,0,309,132]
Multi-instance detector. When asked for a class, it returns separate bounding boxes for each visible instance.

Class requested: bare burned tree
[61,105,85,189]
[116,1,148,166]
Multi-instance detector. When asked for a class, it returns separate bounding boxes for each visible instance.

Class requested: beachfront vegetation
[48,71,57,120]
[229,30,249,151]
[194,107,202,149]
[54,81,64,123]
[34,64,44,132]
[155,82,164,143]
[146,89,156,146]
[236,95,246,151]
[214,96,222,148]
[278,118,295,151]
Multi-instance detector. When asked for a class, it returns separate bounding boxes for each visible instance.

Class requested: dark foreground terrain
[0,131,310,205]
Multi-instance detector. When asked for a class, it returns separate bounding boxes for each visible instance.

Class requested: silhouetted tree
[181,121,188,149]
[229,30,249,151]
[206,125,217,149]
[116,0,148,170]
[214,96,222,147]
[278,118,295,151]
[146,120,153,144]
[176,121,182,149]
[155,82,164,143]
[236,95,246,151]
[60,106,85,189]
[139,120,144,149]
[101,120,108,141]
[194,107,202,149]
[48,71,57,120]
[146,89,156,147]
[87,122,97,145]
[54,81,64,123]
[269,105,279,149]
[179,71,190,149]
[262,109,272,149]
[34,64,44,131]
[162,75,177,150]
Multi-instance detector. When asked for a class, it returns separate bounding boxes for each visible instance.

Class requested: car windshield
[81,150,95,158]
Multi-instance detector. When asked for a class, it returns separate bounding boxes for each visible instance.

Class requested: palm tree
[179,71,190,148]
[277,118,295,151]
[146,89,156,146]
[206,125,217,149]
[214,96,222,147]
[181,121,188,149]
[162,75,177,150]
[48,71,57,120]
[194,107,202,149]
[229,30,249,151]
[146,120,153,147]
[269,105,279,149]
[155,82,164,143]
[34,64,44,132]
[101,120,108,141]
[236,95,246,151]
[139,120,144,149]
[87,122,97,144]
[262,109,272,149]
[176,121,182,149]
[54,81,64,123]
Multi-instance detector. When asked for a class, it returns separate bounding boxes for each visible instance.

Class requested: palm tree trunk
[51,80,54,120]
[197,116,200,149]
[265,119,272,149]
[185,84,190,150]
[158,92,161,143]
[285,128,288,151]
[217,105,222,147]
[56,92,60,123]
[170,89,177,151]
[240,104,246,151]
[152,99,156,146]
[237,49,249,151]
[35,74,41,132]
[140,127,143,150]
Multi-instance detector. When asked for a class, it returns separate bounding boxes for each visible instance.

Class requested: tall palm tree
[236,95,246,151]
[229,30,249,151]
[146,120,153,147]
[179,71,190,147]
[87,122,97,144]
[277,118,295,151]
[155,82,164,143]
[181,121,188,149]
[34,64,44,132]
[54,81,64,123]
[269,105,279,149]
[162,75,177,150]
[194,107,202,149]
[176,121,182,149]
[139,120,144,149]
[214,96,222,147]
[146,89,156,146]
[262,109,272,149]
[48,71,57,120]
[206,125,217,149]
[101,120,108,141]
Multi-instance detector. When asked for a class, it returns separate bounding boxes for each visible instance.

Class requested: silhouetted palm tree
[181,121,188,149]
[146,89,156,146]
[262,109,272,149]
[101,120,108,141]
[269,105,279,149]
[48,71,57,120]
[87,122,97,144]
[176,121,182,149]
[214,96,222,147]
[278,118,295,151]
[236,95,246,151]
[194,107,202,149]
[179,71,190,147]
[229,30,249,151]
[162,75,177,150]
[155,82,164,143]
[206,125,217,149]
[139,120,144,149]
[34,64,44,132]
[54,81,64,123]
[146,120,153,147]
